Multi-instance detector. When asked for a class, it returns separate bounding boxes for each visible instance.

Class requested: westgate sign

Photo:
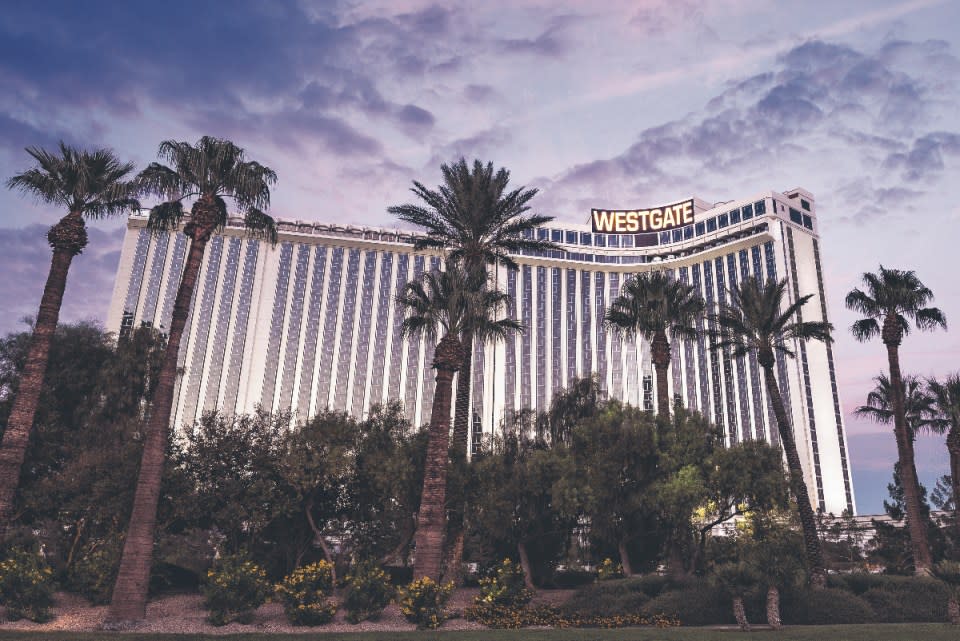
[591,198,695,234]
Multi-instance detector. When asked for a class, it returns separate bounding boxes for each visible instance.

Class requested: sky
[1,0,958,514]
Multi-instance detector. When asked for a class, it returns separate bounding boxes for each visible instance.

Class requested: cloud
[0,225,124,336]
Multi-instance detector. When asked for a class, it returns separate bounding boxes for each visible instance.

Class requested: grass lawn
[0,625,955,641]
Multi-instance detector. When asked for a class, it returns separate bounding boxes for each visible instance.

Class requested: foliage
[396,577,454,629]
[0,548,55,622]
[66,537,122,605]
[202,555,271,626]
[828,573,951,622]
[595,558,623,582]
[641,581,742,625]
[342,561,394,624]
[477,559,533,607]
[561,580,651,620]
[465,602,678,629]
[780,588,874,625]
[275,561,337,626]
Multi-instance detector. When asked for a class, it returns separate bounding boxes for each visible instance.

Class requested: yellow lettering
[664,208,676,228]
[592,210,616,232]
[626,211,638,232]
[614,212,626,232]
[638,210,650,230]
[681,201,694,224]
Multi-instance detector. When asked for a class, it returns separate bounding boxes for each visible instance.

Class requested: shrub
[66,540,121,605]
[0,548,55,623]
[202,555,271,626]
[465,602,679,629]
[596,558,623,581]
[640,582,735,626]
[343,562,393,624]
[477,559,533,607]
[550,568,595,588]
[397,577,454,629]
[861,580,950,622]
[780,587,874,625]
[275,560,338,626]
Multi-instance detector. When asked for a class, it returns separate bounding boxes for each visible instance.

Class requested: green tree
[387,158,556,452]
[395,265,520,580]
[1,144,138,530]
[855,374,938,438]
[710,276,831,587]
[470,428,575,587]
[107,137,278,625]
[605,271,704,418]
[927,374,960,539]
[846,265,947,576]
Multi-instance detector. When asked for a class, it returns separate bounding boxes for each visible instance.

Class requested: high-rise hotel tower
[107,187,855,515]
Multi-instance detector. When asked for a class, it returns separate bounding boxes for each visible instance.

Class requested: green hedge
[780,588,874,625]
[829,573,950,622]
[640,582,737,626]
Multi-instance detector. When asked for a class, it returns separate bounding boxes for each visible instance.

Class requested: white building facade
[107,187,856,515]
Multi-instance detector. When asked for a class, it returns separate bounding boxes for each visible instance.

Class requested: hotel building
[107,187,856,515]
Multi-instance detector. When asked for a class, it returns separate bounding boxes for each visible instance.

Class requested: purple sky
[1,0,958,514]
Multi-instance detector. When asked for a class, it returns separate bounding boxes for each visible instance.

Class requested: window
[802,214,813,230]
[729,209,741,224]
[718,213,729,228]
[594,233,606,247]
[552,229,563,242]
[566,230,577,245]
[754,200,765,215]
[672,229,683,243]
[801,199,811,211]
[695,221,705,236]
[621,235,634,248]
[660,231,671,244]
[537,228,549,240]
[683,225,694,240]
[742,204,753,219]
[607,234,620,248]
[579,232,592,246]
[789,208,803,225]
[706,218,717,232]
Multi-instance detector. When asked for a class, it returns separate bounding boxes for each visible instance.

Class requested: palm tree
[845,265,947,576]
[604,270,704,418]
[396,265,520,580]
[388,158,558,453]
[709,276,831,587]
[926,374,960,538]
[855,374,937,438]
[105,137,277,625]
[1,143,138,531]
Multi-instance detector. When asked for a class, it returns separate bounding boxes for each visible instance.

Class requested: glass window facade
[203,237,241,413]
[278,244,311,412]
[316,246,345,410]
[296,246,327,415]
[366,252,394,412]
[183,236,224,423]
[223,240,260,414]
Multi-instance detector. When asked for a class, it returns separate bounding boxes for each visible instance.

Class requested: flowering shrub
[0,548,55,622]
[275,560,337,626]
[202,555,271,625]
[397,577,454,629]
[343,561,393,623]
[66,539,121,605]
[596,558,623,581]
[477,558,533,607]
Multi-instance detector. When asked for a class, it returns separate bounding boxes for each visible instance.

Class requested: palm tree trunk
[452,331,473,454]
[651,331,671,418]
[413,337,460,581]
[947,427,960,540]
[618,537,634,577]
[517,541,535,589]
[766,585,782,629]
[948,594,960,625]
[885,342,934,575]
[105,234,208,625]
[732,595,750,631]
[762,363,827,588]
[0,213,86,532]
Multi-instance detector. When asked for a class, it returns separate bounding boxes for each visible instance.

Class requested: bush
[202,555,271,626]
[596,558,623,581]
[466,602,678,629]
[343,562,393,624]
[66,540,121,605]
[780,587,874,625]
[0,548,55,623]
[275,560,338,626]
[829,573,950,622]
[397,577,454,629]
[641,582,736,626]
[477,559,533,607]
[550,568,595,588]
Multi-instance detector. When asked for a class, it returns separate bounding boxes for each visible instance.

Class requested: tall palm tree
[388,158,558,453]
[604,270,704,418]
[926,374,960,537]
[845,265,947,576]
[855,374,937,439]
[396,265,520,580]
[1,143,138,531]
[709,276,831,588]
[105,137,277,625]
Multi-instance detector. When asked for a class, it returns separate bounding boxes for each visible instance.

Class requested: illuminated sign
[591,198,695,234]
